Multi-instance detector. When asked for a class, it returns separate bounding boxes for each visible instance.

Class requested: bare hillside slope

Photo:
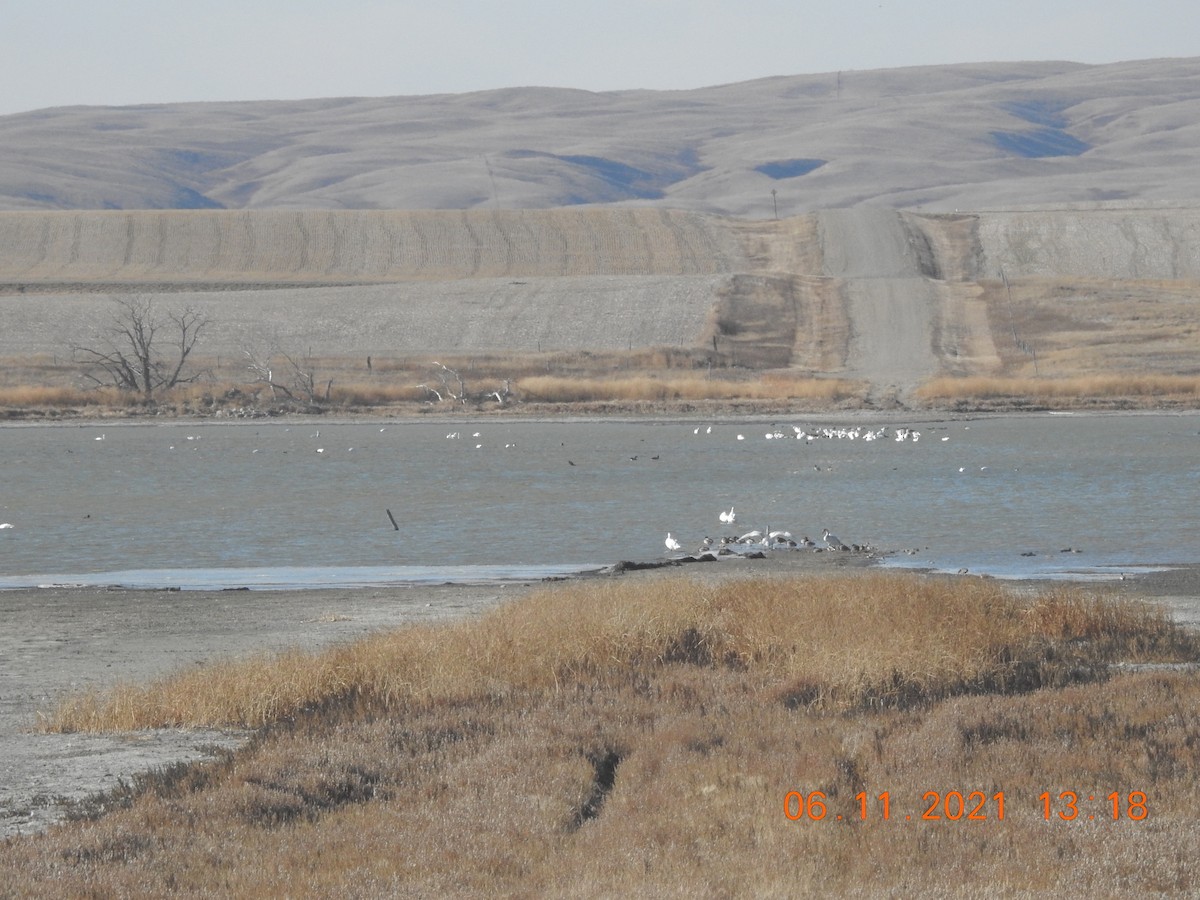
[4,58,1200,215]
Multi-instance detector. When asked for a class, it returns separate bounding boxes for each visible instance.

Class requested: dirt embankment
[0,206,1198,404]
[0,208,746,283]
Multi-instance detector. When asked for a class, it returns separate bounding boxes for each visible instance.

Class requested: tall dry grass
[0,385,118,408]
[0,347,868,415]
[516,373,859,404]
[42,573,1193,733]
[917,373,1200,402]
[3,338,1196,415]
[9,571,1200,897]
[326,380,429,405]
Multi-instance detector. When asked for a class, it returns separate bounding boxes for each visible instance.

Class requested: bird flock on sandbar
[661,420,954,559]
[664,523,866,558]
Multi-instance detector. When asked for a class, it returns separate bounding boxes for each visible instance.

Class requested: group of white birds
[665,507,855,557]
[662,421,943,557]
[695,422,934,443]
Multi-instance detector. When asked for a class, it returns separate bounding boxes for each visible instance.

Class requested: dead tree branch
[70,296,209,403]
[243,341,331,406]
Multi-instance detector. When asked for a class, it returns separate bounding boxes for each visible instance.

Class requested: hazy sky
[3,0,1197,116]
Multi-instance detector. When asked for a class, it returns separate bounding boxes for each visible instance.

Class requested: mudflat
[0,580,525,837]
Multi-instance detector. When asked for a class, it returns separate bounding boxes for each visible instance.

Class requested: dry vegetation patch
[916,373,1200,408]
[40,573,1196,733]
[982,278,1200,378]
[10,573,1200,895]
[0,347,868,419]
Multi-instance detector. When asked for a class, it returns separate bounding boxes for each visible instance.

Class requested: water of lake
[0,413,1196,589]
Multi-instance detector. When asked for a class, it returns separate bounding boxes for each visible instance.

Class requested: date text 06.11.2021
[783,791,1150,822]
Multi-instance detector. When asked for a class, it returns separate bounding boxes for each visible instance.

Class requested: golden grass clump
[12,572,1200,897]
[917,373,1200,402]
[0,385,120,408]
[41,573,1197,733]
[327,380,428,405]
[0,347,868,416]
[516,373,859,404]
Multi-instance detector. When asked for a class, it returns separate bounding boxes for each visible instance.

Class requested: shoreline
[4,403,1200,427]
[0,580,530,838]
[2,555,1198,839]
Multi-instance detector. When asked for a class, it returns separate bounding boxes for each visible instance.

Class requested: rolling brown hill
[2,58,1200,215]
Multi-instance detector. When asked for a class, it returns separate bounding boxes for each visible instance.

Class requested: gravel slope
[0,206,1198,399]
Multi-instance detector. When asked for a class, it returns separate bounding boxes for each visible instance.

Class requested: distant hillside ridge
[0,209,748,284]
[3,58,1200,214]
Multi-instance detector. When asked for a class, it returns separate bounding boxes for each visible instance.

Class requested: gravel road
[817,209,939,404]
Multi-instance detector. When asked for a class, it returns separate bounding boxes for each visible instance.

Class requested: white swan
[665,533,682,552]
[822,528,849,551]
[719,506,736,524]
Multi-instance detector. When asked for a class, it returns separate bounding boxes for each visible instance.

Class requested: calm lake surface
[0,413,1197,589]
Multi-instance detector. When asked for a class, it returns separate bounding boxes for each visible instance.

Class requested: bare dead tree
[279,347,333,404]
[490,379,513,406]
[243,345,283,402]
[70,296,209,403]
[418,361,467,405]
[417,364,513,407]
[243,340,331,406]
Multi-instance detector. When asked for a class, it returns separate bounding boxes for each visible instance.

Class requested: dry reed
[0,348,869,415]
[917,374,1200,402]
[516,373,858,404]
[41,573,1194,733]
[327,381,428,405]
[0,385,121,408]
[9,571,1200,897]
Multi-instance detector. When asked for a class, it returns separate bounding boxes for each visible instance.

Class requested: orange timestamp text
[783,790,1149,822]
